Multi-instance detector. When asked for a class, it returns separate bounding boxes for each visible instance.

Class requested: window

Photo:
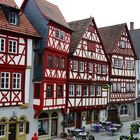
[112,83,121,92]
[76,85,81,96]
[95,86,101,96]
[19,122,24,133]
[46,85,53,97]
[34,84,40,98]
[1,72,10,89]
[84,85,88,96]
[9,12,18,25]
[97,64,101,74]
[0,124,5,136]
[69,85,75,96]
[126,60,133,69]
[0,38,5,52]
[102,65,107,74]
[47,54,53,68]
[57,85,63,97]
[88,63,93,73]
[38,113,49,136]
[114,58,123,68]
[79,62,84,72]
[55,29,65,40]
[120,105,129,115]
[73,61,78,71]
[9,40,17,54]
[61,58,65,69]
[86,111,92,122]
[119,41,126,49]
[12,73,21,89]
[60,31,65,40]
[68,113,75,125]
[90,85,94,96]
[126,83,134,92]
[54,56,59,68]
[55,29,60,38]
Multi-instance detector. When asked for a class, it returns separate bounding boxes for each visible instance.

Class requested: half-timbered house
[0,0,39,140]
[99,24,137,122]
[21,0,72,139]
[66,18,110,129]
[130,25,140,120]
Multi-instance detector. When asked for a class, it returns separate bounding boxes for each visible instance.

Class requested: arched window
[51,112,58,118]
[19,116,26,134]
[120,105,129,115]
[38,113,49,136]
[0,118,7,137]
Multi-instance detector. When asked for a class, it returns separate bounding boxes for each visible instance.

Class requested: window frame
[126,60,133,69]
[0,72,10,89]
[120,105,129,116]
[9,12,18,25]
[19,122,24,134]
[73,61,78,71]
[76,85,82,96]
[54,56,59,68]
[60,31,65,41]
[46,84,53,98]
[69,84,75,96]
[0,124,5,137]
[88,63,93,73]
[95,86,101,96]
[8,40,17,54]
[90,85,94,96]
[60,57,65,69]
[114,58,123,69]
[84,85,88,96]
[57,85,63,98]
[97,64,101,74]
[12,73,21,89]
[38,118,49,136]
[112,82,121,92]
[47,54,53,68]
[102,65,107,75]
[79,61,84,72]
[0,38,5,52]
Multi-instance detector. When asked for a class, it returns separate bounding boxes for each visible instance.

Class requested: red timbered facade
[22,0,72,138]
[99,24,137,122]
[67,18,110,128]
[0,0,39,140]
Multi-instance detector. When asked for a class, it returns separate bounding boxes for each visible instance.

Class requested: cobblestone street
[54,120,140,140]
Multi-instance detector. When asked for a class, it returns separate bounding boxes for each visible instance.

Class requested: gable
[73,20,107,62]
[113,28,135,56]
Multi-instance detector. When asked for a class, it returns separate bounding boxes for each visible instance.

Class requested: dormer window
[9,12,18,25]
[119,41,126,49]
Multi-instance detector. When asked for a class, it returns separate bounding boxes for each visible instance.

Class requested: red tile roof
[99,24,126,54]
[0,0,39,37]
[0,0,19,9]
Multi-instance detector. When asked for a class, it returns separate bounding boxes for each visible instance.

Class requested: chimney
[130,22,134,30]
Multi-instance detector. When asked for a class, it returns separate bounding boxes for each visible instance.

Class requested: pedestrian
[31,133,38,140]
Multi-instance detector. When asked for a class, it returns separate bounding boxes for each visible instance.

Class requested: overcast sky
[15,0,140,29]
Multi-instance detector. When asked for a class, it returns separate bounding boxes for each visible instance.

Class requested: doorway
[51,112,58,136]
[9,123,16,140]
[76,113,81,128]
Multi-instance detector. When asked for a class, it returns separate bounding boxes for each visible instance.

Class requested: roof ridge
[68,17,92,24]
[99,23,126,29]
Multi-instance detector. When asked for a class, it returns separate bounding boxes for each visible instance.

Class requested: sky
[15,0,140,29]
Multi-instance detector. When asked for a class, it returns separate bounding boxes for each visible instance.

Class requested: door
[76,113,81,128]
[51,119,57,136]
[108,105,118,123]
[9,123,16,140]
[94,110,99,122]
